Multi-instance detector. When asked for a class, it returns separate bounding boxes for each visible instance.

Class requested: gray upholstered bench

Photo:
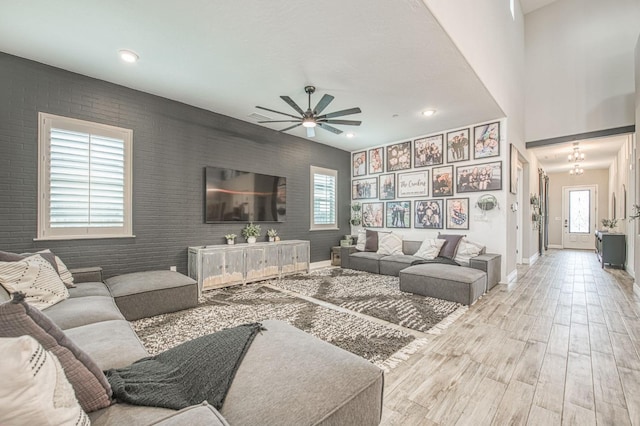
[399,264,487,305]
[104,270,198,321]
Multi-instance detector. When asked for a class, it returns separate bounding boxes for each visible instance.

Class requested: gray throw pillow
[0,292,112,412]
[437,233,465,259]
[364,230,379,252]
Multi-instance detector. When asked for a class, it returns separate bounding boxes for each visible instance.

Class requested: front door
[562,185,596,250]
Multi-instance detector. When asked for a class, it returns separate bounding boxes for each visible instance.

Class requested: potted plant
[224,233,237,245]
[267,229,278,242]
[601,218,618,232]
[241,222,261,243]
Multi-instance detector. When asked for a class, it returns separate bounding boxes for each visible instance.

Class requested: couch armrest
[469,254,501,290]
[340,246,358,269]
[69,266,103,283]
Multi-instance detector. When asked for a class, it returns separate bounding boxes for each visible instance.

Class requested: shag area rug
[269,268,465,333]
[132,269,466,371]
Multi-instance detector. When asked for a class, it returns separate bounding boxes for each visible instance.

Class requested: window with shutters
[310,166,338,231]
[37,113,133,240]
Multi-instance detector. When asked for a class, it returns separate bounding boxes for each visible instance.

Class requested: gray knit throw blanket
[105,322,264,410]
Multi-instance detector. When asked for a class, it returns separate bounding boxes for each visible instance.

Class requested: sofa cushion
[0,294,112,412]
[455,239,486,266]
[379,254,423,276]
[351,251,386,261]
[355,229,366,251]
[65,320,148,370]
[221,320,383,426]
[0,254,69,310]
[377,232,403,255]
[68,282,113,298]
[43,295,124,330]
[151,402,230,426]
[365,229,379,252]
[437,233,465,259]
[0,336,90,426]
[414,238,446,260]
[89,403,177,426]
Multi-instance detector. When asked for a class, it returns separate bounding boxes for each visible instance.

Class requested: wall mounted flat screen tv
[205,167,286,223]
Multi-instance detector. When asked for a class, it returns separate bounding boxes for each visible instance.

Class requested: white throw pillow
[377,233,404,256]
[355,229,367,251]
[414,238,446,260]
[0,254,69,310]
[39,250,75,287]
[0,336,90,426]
[454,239,485,265]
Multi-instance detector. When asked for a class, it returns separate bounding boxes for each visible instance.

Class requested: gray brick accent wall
[0,53,350,278]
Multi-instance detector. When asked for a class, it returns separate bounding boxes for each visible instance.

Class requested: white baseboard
[548,244,563,249]
[507,269,517,283]
[528,252,539,265]
[310,260,332,270]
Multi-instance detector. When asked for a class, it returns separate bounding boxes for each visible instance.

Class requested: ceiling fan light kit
[256,85,362,138]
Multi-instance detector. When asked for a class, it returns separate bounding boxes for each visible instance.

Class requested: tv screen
[205,167,286,223]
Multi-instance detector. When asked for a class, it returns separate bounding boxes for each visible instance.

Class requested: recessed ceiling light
[422,109,436,117]
[118,49,139,63]
[346,132,355,138]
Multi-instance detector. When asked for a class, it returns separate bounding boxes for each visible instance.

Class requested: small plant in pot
[267,228,278,242]
[601,218,618,232]
[241,222,261,244]
[224,233,237,245]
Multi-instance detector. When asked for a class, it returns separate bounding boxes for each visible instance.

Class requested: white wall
[525,0,640,142]
[635,35,640,286]
[422,0,529,280]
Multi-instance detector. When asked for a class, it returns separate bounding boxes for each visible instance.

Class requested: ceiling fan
[256,86,362,138]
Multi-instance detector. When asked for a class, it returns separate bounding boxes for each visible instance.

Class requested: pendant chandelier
[568,146,585,162]
[569,163,584,176]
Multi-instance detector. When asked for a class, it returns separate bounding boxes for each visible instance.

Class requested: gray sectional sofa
[1,269,384,425]
[341,240,501,305]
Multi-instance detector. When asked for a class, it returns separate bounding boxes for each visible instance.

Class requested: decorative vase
[269,237,275,242]
[247,236,257,244]
[227,239,235,245]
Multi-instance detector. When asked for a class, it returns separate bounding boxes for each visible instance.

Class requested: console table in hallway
[594,231,625,268]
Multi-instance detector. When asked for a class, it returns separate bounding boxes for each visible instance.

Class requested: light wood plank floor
[381,249,640,425]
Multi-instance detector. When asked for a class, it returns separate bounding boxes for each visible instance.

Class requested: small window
[37,113,133,240]
[310,166,338,230]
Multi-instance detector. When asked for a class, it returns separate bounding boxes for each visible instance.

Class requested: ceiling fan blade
[322,119,362,126]
[317,123,343,135]
[318,107,362,119]
[280,96,305,116]
[258,120,300,123]
[306,126,316,138]
[280,123,303,132]
[313,94,334,115]
[255,106,300,119]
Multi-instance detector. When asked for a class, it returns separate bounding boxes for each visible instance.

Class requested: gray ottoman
[399,264,487,305]
[105,270,198,321]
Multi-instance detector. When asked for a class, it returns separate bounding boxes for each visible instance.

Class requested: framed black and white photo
[415,199,444,229]
[431,165,454,197]
[385,201,411,228]
[379,173,396,200]
[362,202,384,228]
[368,147,384,174]
[446,198,469,230]
[397,171,429,198]
[446,128,470,163]
[455,161,502,193]
[414,135,443,167]
[473,122,500,159]
[352,151,367,177]
[352,177,378,200]
[386,141,412,171]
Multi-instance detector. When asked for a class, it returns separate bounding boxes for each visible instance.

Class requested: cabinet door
[280,244,296,275]
[225,249,245,285]
[245,247,265,282]
[202,250,226,290]
[263,244,280,279]
[294,243,310,273]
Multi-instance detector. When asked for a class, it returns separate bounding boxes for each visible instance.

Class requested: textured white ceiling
[0,0,504,151]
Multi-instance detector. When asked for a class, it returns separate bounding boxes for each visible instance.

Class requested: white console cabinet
[188,240,310,293]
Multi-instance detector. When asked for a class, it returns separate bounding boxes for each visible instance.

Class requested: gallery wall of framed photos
[351,120,504,232]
